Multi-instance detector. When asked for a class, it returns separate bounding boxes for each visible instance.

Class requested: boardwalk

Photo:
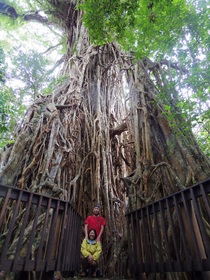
[54,271,127,280]
[56,272,127,280]
[0,272,119,280]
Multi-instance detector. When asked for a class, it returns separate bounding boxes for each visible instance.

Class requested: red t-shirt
[85,215,106,238]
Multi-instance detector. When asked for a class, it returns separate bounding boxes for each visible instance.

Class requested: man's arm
[84,223,88,239]
[96,225,104,242]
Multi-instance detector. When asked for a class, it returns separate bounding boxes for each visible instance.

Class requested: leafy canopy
[78,0,191,56]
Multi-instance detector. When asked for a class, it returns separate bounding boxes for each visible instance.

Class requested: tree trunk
[0,2,210,279]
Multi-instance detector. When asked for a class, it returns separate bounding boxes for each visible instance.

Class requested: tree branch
[22,13,49,24]
[110,122,128,137]
[0,2,49,24]
[143,57,189,74]
[0,2,18,19]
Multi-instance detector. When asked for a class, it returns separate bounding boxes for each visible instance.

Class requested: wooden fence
[0,184,82,279]
[126,178,210,278]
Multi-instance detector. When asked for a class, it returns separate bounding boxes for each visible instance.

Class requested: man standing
[85,205,106,242]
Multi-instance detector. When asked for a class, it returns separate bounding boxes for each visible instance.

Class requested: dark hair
[88,228,97,239]
[93,204,100,209]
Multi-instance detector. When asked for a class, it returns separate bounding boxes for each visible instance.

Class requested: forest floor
[61,274,128,280]
[62,276,134,280]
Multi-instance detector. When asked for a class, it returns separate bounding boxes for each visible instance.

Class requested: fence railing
[0,184,82,278]
[126,178,210,277]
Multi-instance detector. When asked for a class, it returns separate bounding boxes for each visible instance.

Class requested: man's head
[93,204,100,216]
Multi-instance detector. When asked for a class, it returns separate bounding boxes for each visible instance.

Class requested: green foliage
[0,1,65,147]
[0,85,18,148]
[0,48,15,144]
[78,0,139,45]
[191,105,210,157]
[9,49,54,99]
[0,0,23,28]
[0,46,62,147]
[42,74,68,96]
[78,0,190,56]
[0,47,6,83]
